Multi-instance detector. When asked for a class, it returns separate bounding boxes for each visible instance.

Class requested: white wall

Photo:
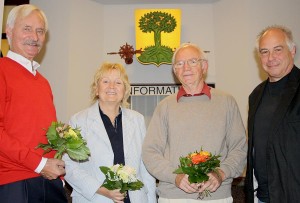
[29,0,300,125]
[31,0,105,122]
[214,0,300,125]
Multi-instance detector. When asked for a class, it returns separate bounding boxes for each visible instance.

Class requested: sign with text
[130,84,181,96]
[130,83,215,96]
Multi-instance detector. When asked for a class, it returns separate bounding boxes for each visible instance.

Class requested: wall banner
[135,9,181,67]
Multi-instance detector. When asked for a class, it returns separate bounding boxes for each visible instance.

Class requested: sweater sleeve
[0,67,42,171]
[142,102,177,184]
[138,115,157,203]
[219,95,247,179]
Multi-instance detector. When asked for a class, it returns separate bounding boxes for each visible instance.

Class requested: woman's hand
[97,187,126,203]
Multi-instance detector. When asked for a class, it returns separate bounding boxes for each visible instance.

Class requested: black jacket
[245,66,300,203]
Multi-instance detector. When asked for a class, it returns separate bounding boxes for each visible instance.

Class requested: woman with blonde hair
[64,62,156,203]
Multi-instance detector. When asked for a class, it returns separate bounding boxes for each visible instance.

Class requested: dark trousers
[0,176,68,203]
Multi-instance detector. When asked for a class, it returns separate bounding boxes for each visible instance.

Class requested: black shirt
[253,75,288,202]
[99,106,131,203]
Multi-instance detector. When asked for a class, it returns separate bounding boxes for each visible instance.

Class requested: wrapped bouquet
[174,149,221,199]
[100,164,144,193]
[36,121,90,161]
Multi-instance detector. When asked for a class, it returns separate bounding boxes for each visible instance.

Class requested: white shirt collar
[6,50,40,75]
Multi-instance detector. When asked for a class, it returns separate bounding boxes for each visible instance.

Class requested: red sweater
[0,57,57,185]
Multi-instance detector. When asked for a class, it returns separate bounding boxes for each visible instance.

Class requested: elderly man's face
[173,46,207,88]
[258,29,295,82]
[6,10,46,61]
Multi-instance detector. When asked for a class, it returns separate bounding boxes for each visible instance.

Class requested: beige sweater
[142,88,247,200]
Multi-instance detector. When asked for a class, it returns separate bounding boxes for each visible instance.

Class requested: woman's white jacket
[63,102,156,203]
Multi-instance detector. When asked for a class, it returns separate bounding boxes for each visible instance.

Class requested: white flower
[107,171,120,181]
[110,164,121,173]
[100,164,144,192]
[117,165,137,183]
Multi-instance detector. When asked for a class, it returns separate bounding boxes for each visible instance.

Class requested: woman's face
[96,69,125,105]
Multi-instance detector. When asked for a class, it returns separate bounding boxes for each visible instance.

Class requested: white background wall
[27,0,300,126]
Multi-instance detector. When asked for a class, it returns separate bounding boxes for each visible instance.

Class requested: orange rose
[191,153,209,164]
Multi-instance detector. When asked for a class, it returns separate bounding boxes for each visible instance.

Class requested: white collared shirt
[7,50,40,76]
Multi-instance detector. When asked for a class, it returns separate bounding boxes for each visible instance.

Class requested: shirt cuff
[35,157,47,173]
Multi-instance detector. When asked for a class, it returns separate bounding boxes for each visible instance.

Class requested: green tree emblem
[138,11,177,66]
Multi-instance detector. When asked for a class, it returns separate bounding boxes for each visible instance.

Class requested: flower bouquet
[36,121,90,161]
[173,149,221,199]
[100,164,144,194]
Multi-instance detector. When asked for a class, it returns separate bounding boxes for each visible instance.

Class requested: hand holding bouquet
[36,121,90,161]
[100,164,144,194]
[174,149,221,199]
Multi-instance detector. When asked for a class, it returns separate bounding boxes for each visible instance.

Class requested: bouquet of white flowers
[100,164,144,193]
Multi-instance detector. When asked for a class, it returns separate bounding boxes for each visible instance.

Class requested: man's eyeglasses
[173,58,205,69]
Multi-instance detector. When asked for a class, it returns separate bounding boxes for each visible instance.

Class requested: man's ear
[201,60,208,74]
[172,66,177,75]
[6,27,12,42]
[291,46,296,58]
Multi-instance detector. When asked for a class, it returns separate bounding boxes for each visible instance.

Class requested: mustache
[23,40,42,47]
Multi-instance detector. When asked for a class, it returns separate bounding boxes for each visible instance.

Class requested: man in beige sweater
[142,43,247,203]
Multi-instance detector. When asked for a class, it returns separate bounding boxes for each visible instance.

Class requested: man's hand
[40,158,65,180]
[175,174,199,193]
[199,169,225,193]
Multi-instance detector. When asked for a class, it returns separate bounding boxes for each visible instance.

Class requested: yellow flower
[190,153,197,157]
[65,128,78,139]
[200,151,210,157]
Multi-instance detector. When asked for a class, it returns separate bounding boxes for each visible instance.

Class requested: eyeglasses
[173,58,205,69]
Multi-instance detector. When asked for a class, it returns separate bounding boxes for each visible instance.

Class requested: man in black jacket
[246,25,300,203]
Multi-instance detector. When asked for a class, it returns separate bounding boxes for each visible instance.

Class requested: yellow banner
[135,9,181,67]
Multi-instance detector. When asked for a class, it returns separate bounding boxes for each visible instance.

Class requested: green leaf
[66,147,90,161]
[173,167,183,174]
[36,143,51,150]
[128,180,144,190]
[100,166,110,174]
[46,122,60,140]
[66,139,85,149]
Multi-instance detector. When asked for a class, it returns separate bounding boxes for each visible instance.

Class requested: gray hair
[6,4,48,45]
[256,25,295,51]
[172,42,207,65]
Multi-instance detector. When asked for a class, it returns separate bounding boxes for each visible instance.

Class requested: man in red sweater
[0,4,67,203]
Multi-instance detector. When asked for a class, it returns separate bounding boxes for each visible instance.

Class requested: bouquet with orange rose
[173,149,221,199]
